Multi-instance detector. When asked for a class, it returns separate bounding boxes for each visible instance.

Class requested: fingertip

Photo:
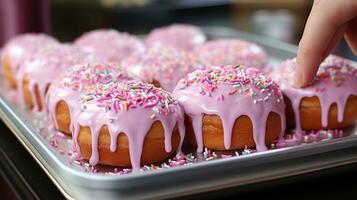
[296,55,321,88]
[292,63,304,88]
[295,44,309,87]
[296,40,324,87]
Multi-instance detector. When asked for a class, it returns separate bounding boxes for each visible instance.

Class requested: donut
[173,65,285,152]
[17,44,88,112]
[193,39,267,69]
[71,81,185,170]
[1,33,59,88]
[74,29,145,64]
[146,24,206,51]
[273,55,357,131]
[46,63,130,135]
[122,45,200,92]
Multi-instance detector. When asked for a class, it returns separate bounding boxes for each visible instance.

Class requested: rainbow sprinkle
[122,45,200,83]
[59,63,128,91]
[176,65,283,103]
[80,81,179,115]
[193,39,267,68]
[67,128,345,175]
[279,55,357,87]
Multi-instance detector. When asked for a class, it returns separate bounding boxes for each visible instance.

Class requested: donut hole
[55,100,71,135]
[23,74,50,111]
[284,95,357,130]
[77,121,181,167]
[185,112,281,150]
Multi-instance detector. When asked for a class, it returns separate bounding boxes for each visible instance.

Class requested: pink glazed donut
[173,65,286,152]
[146,24,206,51]
[46,62,130,135]
[194,39,268,69]
[71,81,185,171]
[122,45,200,92]
[18,44,88,112]
[273,55,357,131]
[75,29,145,64]
[1,33,59,88]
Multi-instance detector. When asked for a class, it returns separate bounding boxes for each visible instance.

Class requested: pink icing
[274,55,357,131]
[146,24,206,51]
[122,45,200,92]
[46,62,130,130]
[173,65,286,152]
[17,44,88,112]
[70,81,185,171]
[74,29,145,64]
[1,33,58,73]
[193,39,267,69]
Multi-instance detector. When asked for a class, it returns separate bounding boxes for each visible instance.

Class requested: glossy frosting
[75,29,145,64]
[274,55,357,131]
[193,39,267,69]
[122,45,200,92]
[146,24,206,51]
[1,33,59,72]
[47,62,129,129]
[173,65,285,152]
[70,81,185,171]
[17,44,88,111]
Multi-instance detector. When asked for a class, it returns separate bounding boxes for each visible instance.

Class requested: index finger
[295,0,357,87]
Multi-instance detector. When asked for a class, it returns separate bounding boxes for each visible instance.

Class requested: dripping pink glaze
[1,33,59,73]
[146,24,206,51]
[70,81,185,171]
[46,62,130,130]
[173,65,286,152]
[273,55,357,131]
[74,29,145,64]
[193,39,267,69]
[16,44,88,112]
[121,45,201,92]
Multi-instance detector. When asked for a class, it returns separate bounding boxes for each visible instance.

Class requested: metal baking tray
[1,26,357,200]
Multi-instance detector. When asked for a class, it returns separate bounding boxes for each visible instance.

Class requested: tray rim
[3,94,357,182]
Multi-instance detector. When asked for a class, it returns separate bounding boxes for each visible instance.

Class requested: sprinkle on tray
[42,104,345,176]
[64,127,345,175]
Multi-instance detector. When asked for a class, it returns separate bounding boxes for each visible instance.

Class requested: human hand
[294,0,357,87]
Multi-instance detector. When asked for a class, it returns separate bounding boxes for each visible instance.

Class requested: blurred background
[0,0,356,60]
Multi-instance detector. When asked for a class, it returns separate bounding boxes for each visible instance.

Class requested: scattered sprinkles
[59,63,128,91]
[5,38,354,177]
[316,61,356,87]
[23,45,87,71]
[278,55,357,87]
[80,81,179,115]
[176,65,283,103]
[35,111,347,176]
[65,128,345,175]
[122,45,201,91]
[194,39,267,68]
